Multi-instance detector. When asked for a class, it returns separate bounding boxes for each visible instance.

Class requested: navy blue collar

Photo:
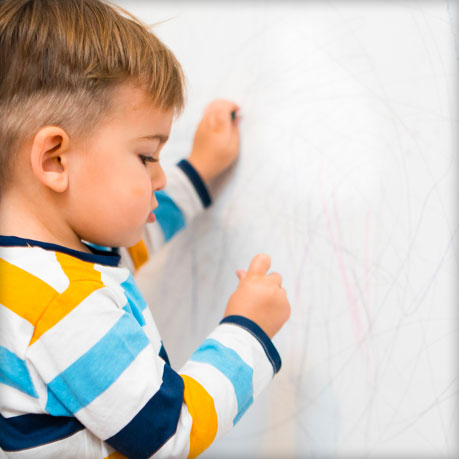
[0,235,120,267]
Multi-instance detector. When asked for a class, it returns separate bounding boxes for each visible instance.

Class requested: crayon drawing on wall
[126,1,459,458]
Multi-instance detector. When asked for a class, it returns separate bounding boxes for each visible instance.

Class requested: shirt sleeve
[27,284,281,459]
[177,315,281,458]
[120,160,212,272]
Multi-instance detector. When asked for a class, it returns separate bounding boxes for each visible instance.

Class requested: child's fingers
[247,254,271,277]
[231,109,241,128]
[236,269,247,280]
[229,103,240,116]
[205,99,239,115]
[217,99,240,113]
[226,103,240,124]
[212,109,233,130]
[267,272,283,286]
[206,100,240,127]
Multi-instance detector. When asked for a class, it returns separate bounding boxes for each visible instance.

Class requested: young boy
[0,1,290,458]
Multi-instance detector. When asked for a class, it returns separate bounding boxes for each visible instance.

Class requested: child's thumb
[247,254,271,276]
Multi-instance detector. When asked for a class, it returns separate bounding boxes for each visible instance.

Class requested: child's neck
[0,188,92,253]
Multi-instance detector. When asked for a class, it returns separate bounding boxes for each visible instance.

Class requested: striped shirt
[0,161,281,458]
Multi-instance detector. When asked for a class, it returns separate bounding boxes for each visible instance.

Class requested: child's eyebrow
[138,134,169,143]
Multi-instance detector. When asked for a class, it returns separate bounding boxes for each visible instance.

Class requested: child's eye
[139,154,158,165]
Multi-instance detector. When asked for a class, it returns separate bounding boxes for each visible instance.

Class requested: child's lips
[147,211,156,223]
[148,198,158,223]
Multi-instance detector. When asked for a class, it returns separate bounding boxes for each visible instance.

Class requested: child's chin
[124,230,145,248]
[98,231,142,250]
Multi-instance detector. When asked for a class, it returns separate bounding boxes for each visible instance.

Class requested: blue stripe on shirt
[121,273,147,326]
[0,412,84,451]
[106,364,184,458]
[159,343,170,365]
[153,190,186,242]
[190,338,253,425]
[220,315,282,374]
[0,346,38,398]
[45,313,149,415]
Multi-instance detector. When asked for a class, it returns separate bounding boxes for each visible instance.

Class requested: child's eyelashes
[139,154,158,165]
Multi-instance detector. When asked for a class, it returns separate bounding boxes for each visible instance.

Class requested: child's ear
[30,126,71,193]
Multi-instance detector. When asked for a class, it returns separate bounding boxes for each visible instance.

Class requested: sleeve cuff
[219,315,282,374]
[177,159,212,208]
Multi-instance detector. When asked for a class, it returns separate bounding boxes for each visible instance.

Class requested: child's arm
[122,100,239,272]
[178,254,290,456]
[24,254,288,458]
[186,99,240,183]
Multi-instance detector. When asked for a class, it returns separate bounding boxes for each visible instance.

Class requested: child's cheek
[129,184,151,218]
[131,185,148,198]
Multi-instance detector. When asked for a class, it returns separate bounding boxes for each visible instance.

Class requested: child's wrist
[186,156,213,182]
[220,315,282,374]
[177,159,212,208]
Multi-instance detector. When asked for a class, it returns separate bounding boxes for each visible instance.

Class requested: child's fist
[224,254,291,339]
[187,99,240,182]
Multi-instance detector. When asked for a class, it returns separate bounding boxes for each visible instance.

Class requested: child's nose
[152,164,167,191]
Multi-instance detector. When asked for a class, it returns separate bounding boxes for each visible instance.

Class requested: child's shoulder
[0,237,123,288]
[0,238,130,329]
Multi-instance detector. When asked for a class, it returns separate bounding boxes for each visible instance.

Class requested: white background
[128,1,459,458]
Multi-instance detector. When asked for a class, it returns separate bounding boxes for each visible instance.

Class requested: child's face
[66,84,174,248]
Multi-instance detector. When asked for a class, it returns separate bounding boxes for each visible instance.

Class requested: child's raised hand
[224,254,291,339]
[187,99,240,182]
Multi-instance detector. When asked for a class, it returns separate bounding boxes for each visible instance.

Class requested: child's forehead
[104,83,173,124]
[111,84,160,113]
[88,83,174,143]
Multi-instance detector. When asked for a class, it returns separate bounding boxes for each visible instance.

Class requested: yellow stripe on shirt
[104,451,126,459]
[127,239,149,271]
[29,252,104,345]
[0,258,58,324]
[182,374,218,459]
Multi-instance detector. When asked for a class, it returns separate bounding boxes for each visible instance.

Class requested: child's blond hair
[0,0,185,194]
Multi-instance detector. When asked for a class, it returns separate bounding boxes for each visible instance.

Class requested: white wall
[129,1,459,458]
